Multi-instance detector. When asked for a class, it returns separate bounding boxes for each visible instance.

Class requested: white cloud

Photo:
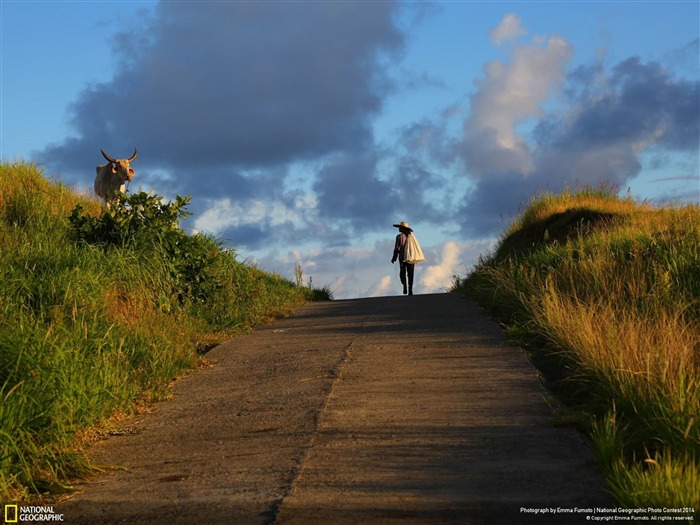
[420,241,463,292]
[489,13,527,45]
[193,195,316,235]
[366,275,393,297]
[464,33,574,177]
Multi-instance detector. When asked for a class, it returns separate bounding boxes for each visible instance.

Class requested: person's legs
[399,262,408,294]
[406,263,415,295]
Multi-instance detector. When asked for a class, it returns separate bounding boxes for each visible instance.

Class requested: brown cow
[94,148,138,207]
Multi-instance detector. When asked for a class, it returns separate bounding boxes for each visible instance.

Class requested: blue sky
[2,1,699,299]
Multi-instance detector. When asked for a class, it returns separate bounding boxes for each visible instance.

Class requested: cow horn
[127,148,138,162]
[101,149,116,163]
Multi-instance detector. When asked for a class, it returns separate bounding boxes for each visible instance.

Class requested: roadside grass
[0,162,329,500]
[451,186,699,510]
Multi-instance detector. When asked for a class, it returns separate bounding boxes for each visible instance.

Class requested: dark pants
[399,261,415,294]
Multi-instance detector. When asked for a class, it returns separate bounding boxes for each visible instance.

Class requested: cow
[94,148,138,207]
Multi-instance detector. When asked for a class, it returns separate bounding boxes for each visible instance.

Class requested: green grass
[0,162,330,500]
[452,185,700,511]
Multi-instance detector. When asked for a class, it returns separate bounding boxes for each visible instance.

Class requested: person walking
[391,221,415,295]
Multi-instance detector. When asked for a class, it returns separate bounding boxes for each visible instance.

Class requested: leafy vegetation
[0,162,329,500]
[452,186,699,510]
[69,192,221,305]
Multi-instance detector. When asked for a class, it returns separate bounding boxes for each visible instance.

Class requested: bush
[69,192,221,304]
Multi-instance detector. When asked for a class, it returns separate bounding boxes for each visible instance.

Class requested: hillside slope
[0,162,318,500]
[453,186,700,510]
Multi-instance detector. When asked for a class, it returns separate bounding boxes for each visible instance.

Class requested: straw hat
[393,221,413,232]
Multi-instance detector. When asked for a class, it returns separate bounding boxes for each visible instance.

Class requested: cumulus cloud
[33,1,422,256]
[193,195,314,236]
[36,2,406,222]
[367,275,393,297]
[313,152,398,232]
[420,241,463,291]
[459,16,699,237]
[463,32,574,178]
[530,56,699,191]
[489,13,527,45]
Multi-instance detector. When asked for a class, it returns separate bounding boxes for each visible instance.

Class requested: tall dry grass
[453,186,699,509]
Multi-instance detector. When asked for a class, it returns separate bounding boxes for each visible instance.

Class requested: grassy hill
[452,186,699,509]
[0,162,326,500]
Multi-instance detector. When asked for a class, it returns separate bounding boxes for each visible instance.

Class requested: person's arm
[391,234,403,263]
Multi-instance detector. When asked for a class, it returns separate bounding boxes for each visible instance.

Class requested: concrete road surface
[57,293,611,524]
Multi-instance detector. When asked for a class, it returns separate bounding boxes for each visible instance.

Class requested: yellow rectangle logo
[4,504,18,523]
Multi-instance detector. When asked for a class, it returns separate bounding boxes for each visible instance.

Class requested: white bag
[403,233,425,264]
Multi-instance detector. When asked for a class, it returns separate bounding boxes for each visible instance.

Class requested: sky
[2,0,699,299]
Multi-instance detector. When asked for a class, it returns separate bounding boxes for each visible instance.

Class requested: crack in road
[266,336,358,525]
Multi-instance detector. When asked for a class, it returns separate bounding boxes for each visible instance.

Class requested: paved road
[58,294,611,524]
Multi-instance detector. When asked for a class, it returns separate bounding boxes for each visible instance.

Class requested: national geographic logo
[3,505,64,522]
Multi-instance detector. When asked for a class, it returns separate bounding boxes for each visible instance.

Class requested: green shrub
[69,192,221,304]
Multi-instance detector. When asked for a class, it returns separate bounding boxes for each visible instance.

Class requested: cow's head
[101,149,138,182]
